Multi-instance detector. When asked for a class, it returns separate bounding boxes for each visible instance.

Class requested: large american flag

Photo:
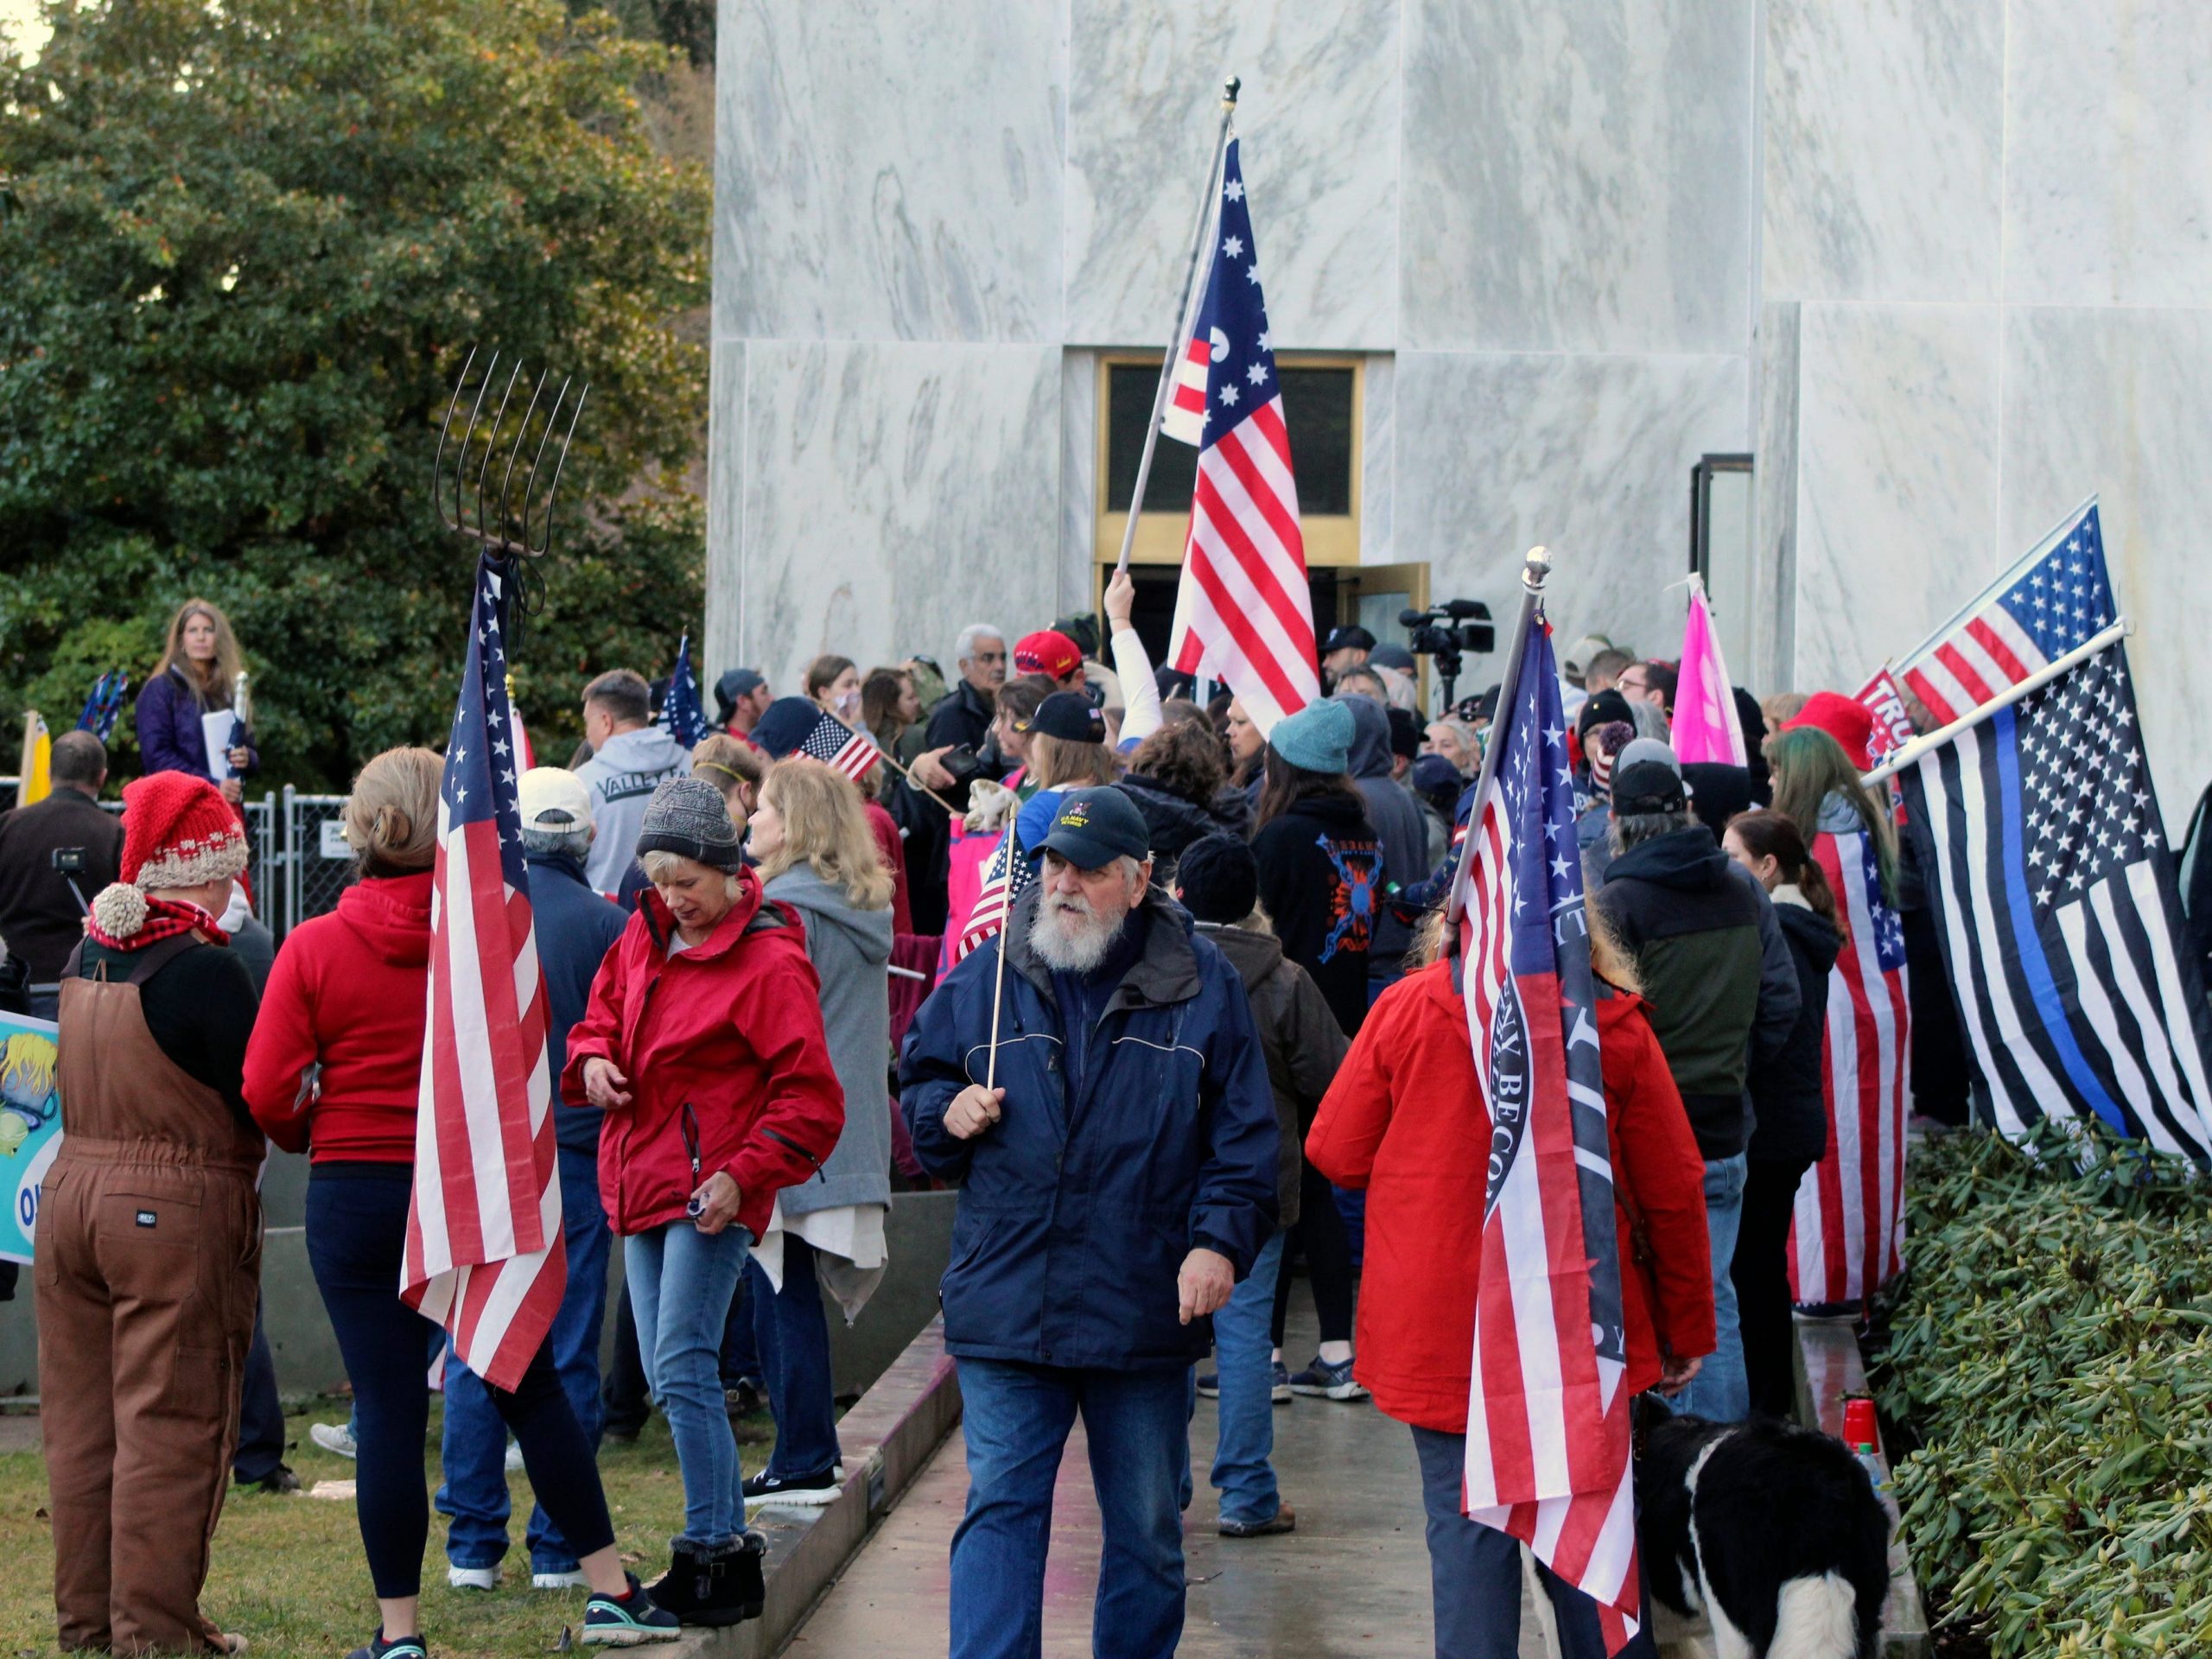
[403,554,566,1392]
[1899,499,2113,726]
[664,632,710,749]
[1447,613,1640,1655]
[1899,639,2212,1163]
[1789,824,1910,1307]
[796,708,882,785]
[952,818,1033,965]
[1161,137,1319,735]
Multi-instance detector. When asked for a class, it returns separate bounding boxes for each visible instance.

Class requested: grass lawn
[0,1398,774,1657]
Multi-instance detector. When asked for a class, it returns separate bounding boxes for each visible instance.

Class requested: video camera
[1398,600,1495,709]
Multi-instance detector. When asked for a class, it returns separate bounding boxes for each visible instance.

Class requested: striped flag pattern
[403,554,566,1393]
[1788,827,1910,1306]
[1899,499,2113,726]
[1898,639,2212,1163]
[1161,137,1320,736]
[1447,613,1641,1655]
[952,819,1033,965]
[796,709,883,785]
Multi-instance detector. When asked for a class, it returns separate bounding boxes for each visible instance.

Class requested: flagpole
[984,827,1020,1093]
[1860,617,2130,787]
[1111,75,1240,576]
[1444,547,1552,928]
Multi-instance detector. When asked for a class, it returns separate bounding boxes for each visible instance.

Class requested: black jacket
[1595,825,1798,1158]
[1746,893,1840,1167]
[1339,696,1427,972]
[923,678,996,758]
[1250,791,1381,1037]
[526,850,630,1154]
[0,788,124,982]
[1118,774,1249,879]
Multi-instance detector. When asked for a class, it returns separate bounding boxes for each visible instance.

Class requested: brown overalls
[34,934,264,1655]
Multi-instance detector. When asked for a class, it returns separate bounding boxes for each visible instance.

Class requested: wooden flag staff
[1111,76,1240,575]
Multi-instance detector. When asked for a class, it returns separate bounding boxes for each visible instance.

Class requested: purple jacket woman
[135,667,258,783]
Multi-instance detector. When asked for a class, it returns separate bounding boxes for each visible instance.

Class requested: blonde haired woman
[738,760,894,1504]
[137,599,257,804]
[564,777,844,1619]
[247,749,678,1654]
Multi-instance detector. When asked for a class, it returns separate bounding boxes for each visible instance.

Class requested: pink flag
[1672,580,1746,765]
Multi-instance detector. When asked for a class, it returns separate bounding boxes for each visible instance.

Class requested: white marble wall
[1390,353,1748,657]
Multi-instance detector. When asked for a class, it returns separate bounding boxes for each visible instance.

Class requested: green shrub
[1875,1128,2212,1656]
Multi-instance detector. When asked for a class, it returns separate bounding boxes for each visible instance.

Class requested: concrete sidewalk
[780,1306,1549,1658]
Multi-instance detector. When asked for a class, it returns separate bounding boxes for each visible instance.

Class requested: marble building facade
[709,0,2212,810]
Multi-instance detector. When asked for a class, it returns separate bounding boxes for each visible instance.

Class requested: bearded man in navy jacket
[901,785,1278,1659]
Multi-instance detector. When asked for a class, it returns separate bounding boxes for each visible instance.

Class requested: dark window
[1105,363,1355,517]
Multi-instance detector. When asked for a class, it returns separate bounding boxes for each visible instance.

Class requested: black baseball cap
[1611,760,1688,816]
[1032,690,1106,744]
[1036,787,1151,870]
[1322,625,1376,654]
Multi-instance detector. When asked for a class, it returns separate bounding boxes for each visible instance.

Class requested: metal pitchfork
[431,346,589,558]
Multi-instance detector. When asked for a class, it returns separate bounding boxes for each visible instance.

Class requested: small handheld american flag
[664,633,710,749]
[798,709,882,785]
[954,820,1033,964]
[403,553,566,1393]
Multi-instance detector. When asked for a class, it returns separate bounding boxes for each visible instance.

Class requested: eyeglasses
[974,650,1007,664]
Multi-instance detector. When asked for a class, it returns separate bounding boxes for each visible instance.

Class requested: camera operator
[0,731,124,1019]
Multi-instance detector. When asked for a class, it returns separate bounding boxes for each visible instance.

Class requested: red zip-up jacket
[1306,961,1715,1433]
[244,872,435,1163]
[563,872,845,1241]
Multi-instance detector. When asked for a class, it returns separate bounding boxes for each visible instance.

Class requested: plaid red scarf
[85,893,230,953]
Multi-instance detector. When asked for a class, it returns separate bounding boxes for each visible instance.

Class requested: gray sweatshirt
[764,865,894,1218]
[575,725,694,892]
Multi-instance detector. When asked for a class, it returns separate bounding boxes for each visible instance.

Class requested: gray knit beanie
[635,776,744,870]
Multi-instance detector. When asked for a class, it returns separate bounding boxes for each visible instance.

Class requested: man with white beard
[900,786,1279,1659]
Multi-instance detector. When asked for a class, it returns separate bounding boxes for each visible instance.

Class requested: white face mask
[835,689,861,721]
[219,880,252,933]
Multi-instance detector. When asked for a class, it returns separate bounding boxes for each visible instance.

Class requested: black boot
[645,1535,765,1628]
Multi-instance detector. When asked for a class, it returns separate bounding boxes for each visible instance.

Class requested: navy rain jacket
[899,884,1279,1370]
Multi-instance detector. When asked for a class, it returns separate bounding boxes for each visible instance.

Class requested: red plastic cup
[1842,1395,1879,1452]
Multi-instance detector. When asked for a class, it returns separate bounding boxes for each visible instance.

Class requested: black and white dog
[1634,1402,1891,1659]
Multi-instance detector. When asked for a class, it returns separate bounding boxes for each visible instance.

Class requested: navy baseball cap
[1036,787,1150,870]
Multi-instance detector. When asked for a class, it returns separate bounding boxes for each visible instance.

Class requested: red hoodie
[1306,961,1716,1433]
[245,872,434,1163]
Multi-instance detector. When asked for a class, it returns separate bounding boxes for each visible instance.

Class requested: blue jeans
[752,1238,842,1479]
[439,1147,612,1572]
[950,1359,1188,1659]
[1411,1427,1654,1659]
[626,1220,753,1547]
[1663,1152,1750,1423]
[1211,1232,1284,1526]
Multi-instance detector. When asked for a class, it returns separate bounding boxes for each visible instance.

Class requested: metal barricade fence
[282,786,357,934]
[0,778,278,927]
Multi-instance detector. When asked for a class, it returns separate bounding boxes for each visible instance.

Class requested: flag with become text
[1446,612,1640,1656]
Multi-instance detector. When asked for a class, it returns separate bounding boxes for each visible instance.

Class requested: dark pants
[752,1239,842,1479]
[232,1295,288,1483]
[1904,903,1969,1125]
[1271,1156,1357,1348]
[304,1164,614,1599]
[1411,1426,1654,1659]
[1733,1155,1815,1420]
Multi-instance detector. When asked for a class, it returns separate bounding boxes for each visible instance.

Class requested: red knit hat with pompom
[118,772,248,891]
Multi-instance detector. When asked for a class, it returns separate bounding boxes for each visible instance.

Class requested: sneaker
[345,1635,427,1659]
[310,1421,359,1459]
[1219,1501,1297,1538]
[504,1440,524,1474]
[741,1466,842,1508]
[1195,1372,1221,1398]
[1287,1355,1369,1402]
[237,1463,301,1496]
[1271,1359,1293,1405]
[582,1572,681,1645]
[218,1638,250,1656]
[533,1569,589,1590]
[448,1565,499,1592]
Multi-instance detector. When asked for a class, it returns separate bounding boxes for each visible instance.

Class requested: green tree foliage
[0,0,709,789]
[1876,1128,2212,1656]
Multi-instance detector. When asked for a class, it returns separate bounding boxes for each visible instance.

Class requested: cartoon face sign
[0,1032,60,1148]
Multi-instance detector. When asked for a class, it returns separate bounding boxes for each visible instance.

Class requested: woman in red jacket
[563,777,845,1625]
[244,749,677,1659]
[1306,918,1713,1659]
